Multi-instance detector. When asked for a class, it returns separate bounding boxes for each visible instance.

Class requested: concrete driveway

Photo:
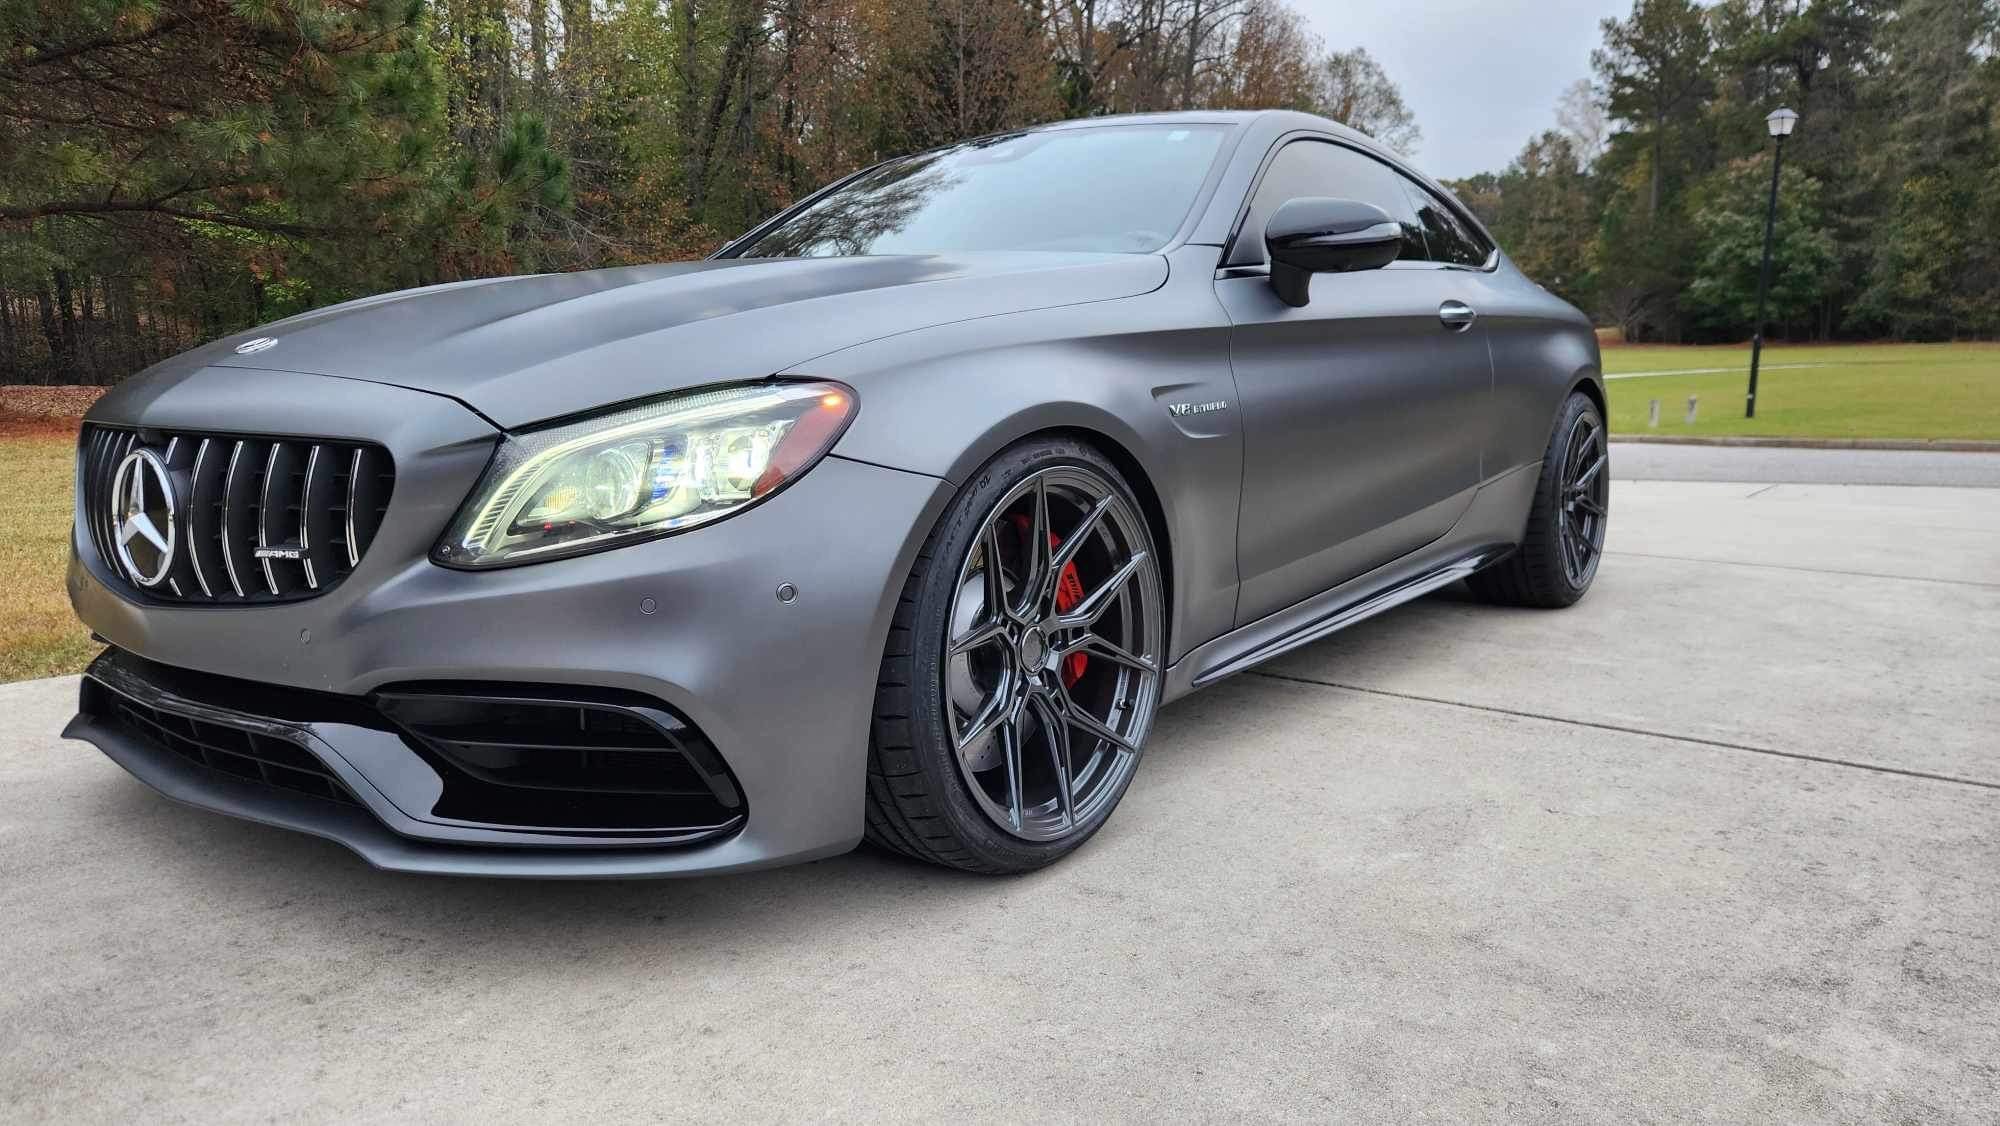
[3,463,1996,1123]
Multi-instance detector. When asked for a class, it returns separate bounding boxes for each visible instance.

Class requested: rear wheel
[865,437,1165,873]
[1469,391,1608,608]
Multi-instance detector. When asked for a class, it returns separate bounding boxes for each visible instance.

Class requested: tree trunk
[1080,0,1097,113]
[35,284,62,385]
[529,0,549,93]
[116,273,141,374]
[1181,0,1203,109]
[677,0,701,202]
[0,290,16,378]
[778,0,802,194]
[1648,116,1662,220]
[79,272,98,383]
[687,14,754,217]
[561,0,591,55]
[51,269,80,382]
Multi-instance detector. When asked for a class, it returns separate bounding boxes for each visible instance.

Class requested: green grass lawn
[1602,342,2000,440]
[0,435,97,682]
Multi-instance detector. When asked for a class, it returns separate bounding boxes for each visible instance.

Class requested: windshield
[733,124,1229,258]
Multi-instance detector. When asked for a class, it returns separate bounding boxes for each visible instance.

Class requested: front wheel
[1469,391,1609,608]
[865,437,1165,874]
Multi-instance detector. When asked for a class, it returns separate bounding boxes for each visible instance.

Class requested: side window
[1402,180,1493,267]
[1228,140,1427,267]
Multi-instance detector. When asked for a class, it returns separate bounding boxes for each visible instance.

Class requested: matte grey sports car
[65,110,1607,877]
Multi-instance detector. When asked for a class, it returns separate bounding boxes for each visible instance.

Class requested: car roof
[1025,109,1380,150]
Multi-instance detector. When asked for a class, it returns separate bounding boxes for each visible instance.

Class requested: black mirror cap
[1264,197,1405,307]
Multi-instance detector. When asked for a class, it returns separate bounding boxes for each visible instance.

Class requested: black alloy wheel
[866,437,1165,872]
[1555,407,1609,588]
[1468,391,1609,608]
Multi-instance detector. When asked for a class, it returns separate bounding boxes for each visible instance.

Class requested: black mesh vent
[375,689,744,831]
[79,424,393,603]
[84,677,359,806]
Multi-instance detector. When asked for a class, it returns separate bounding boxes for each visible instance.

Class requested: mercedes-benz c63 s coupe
[65,110,1608,877]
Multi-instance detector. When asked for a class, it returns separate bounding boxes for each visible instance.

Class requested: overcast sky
[1289,0,1634,179]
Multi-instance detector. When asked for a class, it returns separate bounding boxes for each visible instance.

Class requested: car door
[1215,137,1493,627]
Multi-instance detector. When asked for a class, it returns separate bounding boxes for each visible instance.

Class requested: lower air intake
[82,676,360,806]
[375,687,744,832]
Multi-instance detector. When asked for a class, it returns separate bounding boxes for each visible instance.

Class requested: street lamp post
[1745,106,1799,419]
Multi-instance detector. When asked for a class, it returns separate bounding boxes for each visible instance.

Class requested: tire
[865,436,1166,874]
[1469,390,1609,609]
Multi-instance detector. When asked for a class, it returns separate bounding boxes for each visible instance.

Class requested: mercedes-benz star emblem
[110,448,177,587]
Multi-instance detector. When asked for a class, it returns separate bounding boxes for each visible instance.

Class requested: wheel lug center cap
[1017,626,1049,671]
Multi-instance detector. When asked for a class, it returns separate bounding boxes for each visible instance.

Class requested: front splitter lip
[65,708,846,879]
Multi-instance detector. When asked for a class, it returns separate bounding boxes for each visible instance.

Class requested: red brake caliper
[1012,515,1089,687]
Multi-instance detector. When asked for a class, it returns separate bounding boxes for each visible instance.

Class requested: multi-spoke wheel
[1555,407,1609,588]
[1468,390,1609,608]
[866,437,1165,872]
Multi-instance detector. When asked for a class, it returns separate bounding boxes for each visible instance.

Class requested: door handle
[1439,301,1477,331]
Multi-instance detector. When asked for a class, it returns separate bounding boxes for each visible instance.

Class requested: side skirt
[1162,461,1539,701]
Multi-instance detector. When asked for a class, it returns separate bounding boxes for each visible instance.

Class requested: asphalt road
[3,470,1996,1122]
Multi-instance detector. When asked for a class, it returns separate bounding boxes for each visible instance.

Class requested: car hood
[173,253,1166,429]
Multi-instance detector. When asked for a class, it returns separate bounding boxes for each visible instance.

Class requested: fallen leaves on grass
[0,385,103,441]
[0,385,106,418]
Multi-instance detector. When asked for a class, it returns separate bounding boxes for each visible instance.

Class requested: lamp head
[1766,107,1799,139]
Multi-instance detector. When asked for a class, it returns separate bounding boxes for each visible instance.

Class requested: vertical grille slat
[86,429,140,572]
[86,429,109,563]
[299,444,324,590]
[347,447,390,565]
[257,441,288,595]
[184,439,217,597]
[220,439,251,598]
[80,429,110,565]
[98,430,134,567]
[78,424,393,605]
[344,447,364,569]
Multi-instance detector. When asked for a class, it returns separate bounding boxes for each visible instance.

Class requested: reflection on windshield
[737,125,1228,258]
[747,157,957,258]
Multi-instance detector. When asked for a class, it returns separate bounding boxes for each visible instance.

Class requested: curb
[1609,434,2000,452]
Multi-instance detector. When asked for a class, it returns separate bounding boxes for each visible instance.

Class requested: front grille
[83,676,360,806]
[80,424,393,603]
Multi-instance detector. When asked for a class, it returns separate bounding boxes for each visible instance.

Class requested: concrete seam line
[1247,671,2000,794]
[1603,550,2000,590]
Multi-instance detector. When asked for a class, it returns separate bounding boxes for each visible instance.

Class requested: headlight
[434,380,855,567]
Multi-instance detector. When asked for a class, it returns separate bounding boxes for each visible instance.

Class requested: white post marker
[1649,399,1661,428]
[1686,395,1699,425]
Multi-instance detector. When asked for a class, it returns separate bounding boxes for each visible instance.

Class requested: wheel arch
[1044,425,1177,661]
[1568,371,1607,419]
[937,420,1179,664]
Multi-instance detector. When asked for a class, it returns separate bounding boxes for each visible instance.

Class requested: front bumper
[67,652,757,877]
[66,367,954,876]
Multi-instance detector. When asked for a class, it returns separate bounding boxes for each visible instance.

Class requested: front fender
[799,248,1242,663]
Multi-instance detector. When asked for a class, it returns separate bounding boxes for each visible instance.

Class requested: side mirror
[1264,197,1404,307]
